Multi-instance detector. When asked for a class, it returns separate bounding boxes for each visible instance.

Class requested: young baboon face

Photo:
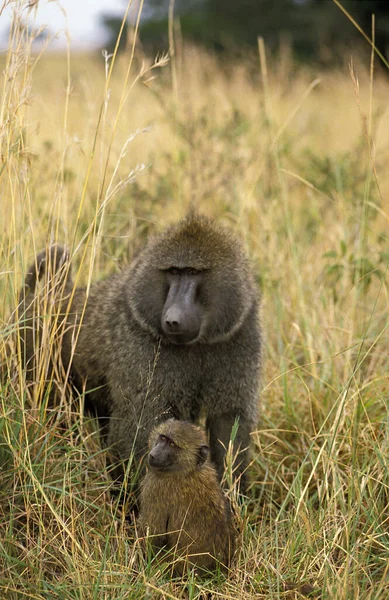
[148,420,209,473]
[128,215,255,345]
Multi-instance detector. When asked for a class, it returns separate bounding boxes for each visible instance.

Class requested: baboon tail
[21,245,71,299]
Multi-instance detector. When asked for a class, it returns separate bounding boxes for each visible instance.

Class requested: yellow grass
[0,2,388,599]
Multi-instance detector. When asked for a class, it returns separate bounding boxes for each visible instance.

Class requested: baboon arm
[139,477,170,550]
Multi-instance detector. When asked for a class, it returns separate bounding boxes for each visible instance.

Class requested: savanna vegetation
[0,2,389,599]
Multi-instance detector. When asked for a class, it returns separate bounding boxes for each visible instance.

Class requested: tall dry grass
[0,2,389,599]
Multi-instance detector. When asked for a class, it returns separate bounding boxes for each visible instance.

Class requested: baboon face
[148,420,209,473]
[128,216,255,345]
[160,267,204,344]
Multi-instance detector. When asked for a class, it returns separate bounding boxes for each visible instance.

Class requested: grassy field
[1,5,389,600]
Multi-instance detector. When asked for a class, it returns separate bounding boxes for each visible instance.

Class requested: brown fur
[138,419,236,575]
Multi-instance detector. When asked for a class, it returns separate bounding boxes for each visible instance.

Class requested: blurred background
[1,0,389,64]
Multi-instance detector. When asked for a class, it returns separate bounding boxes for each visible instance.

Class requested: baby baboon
[19,214,261,491]
[138,419,236,574]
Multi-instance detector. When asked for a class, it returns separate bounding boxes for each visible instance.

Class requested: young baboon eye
[160,435,167,442]
[197,445,209,466]
[169,441,176,448]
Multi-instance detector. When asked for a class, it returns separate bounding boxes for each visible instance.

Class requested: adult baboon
[138,419,236,574]
[19,214,261,491]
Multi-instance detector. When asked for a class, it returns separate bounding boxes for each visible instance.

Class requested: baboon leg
[207,412,251,492]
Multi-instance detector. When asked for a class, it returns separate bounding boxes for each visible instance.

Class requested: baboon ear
[197,445,209,466]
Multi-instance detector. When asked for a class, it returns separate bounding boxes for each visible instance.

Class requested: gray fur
[20,215,261,491]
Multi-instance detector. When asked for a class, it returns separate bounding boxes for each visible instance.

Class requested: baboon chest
[152,347,206,417]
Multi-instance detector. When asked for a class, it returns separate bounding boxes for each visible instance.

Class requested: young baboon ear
[197,445,209,466]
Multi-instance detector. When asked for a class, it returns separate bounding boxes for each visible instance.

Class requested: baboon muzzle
[161,275,201,343]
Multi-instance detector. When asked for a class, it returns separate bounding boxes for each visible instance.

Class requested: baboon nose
[165,318,180,330]
[162,305,200,343]
[148,453,157,467]
[164,307,181,331]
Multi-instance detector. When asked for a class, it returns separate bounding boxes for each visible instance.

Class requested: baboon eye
[169,441,176,448]
[169,268,180,275]
[187,268,199,276]
[160,435,167,442]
